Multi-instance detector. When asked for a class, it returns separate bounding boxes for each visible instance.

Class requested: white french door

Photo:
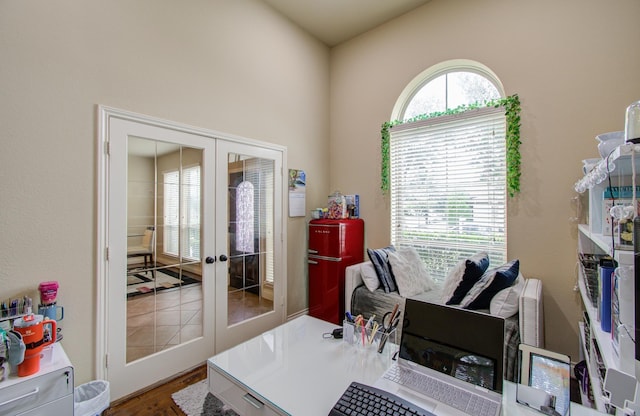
[98,107,286,400]
[214,140,285,352]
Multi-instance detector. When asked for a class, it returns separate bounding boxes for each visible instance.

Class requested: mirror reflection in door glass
[227,153,275,325]
[126,136,204,363]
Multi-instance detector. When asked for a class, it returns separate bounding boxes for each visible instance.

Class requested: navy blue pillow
[445,253,490,305]
[366,246,397,293]
[463,259,520,310]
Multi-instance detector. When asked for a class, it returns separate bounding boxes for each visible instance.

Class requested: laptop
[374,298,505,416]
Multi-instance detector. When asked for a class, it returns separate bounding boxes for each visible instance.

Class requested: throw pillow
[490,273,525,318]
[461,259,520,310]
[441,252,490,305]
[360,262,380,292]
[366,246,397,293]
[387,247,436,297]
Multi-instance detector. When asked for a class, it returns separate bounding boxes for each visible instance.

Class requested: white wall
[0,0,330,385]
[329,0,640,358]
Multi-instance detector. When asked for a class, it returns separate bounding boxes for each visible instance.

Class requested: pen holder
[343,320,397,352]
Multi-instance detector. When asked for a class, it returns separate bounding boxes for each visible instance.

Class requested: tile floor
[126,284,274,362]
[126,285,203,362]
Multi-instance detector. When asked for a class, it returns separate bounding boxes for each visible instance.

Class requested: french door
[98,107,286,400]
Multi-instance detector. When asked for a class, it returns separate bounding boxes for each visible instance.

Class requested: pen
[345,311,354,323]
[369,322,380,344]
[365,315,375,329]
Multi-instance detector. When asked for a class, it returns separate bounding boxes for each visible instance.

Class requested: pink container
[38,281,59,305]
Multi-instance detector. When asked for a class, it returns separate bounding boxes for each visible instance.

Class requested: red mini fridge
[308,219,364,324]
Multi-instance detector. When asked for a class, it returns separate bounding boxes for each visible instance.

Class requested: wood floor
[103,364,207,416]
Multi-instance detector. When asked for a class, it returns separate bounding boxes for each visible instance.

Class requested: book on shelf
[603,185,640,199]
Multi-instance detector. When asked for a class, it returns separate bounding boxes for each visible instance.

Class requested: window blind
[390,106,507,282]
[163,165,201,260]
[164,171,179,257]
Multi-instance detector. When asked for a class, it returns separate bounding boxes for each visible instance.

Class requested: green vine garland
[381,94,521,197]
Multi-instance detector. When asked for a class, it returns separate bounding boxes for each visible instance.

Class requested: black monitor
[399,298,505,393]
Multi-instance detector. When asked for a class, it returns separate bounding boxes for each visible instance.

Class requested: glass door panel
[126,136,204,363]
[227,154,275,326]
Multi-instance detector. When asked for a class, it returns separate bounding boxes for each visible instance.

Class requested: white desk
[208,315,602,416]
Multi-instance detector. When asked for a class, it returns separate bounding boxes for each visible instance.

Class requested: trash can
[74,380,110,416]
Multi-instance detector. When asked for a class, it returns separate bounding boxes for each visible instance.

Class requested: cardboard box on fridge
[345,194,360,218]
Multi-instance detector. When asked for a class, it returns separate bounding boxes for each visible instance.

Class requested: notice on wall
[288,169,306,217]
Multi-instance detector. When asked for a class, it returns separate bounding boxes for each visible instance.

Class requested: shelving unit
[576,144,640,415]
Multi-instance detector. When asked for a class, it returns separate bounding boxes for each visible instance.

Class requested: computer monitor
[400,298,505,392]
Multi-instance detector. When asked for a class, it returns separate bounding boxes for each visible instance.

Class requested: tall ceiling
[262,0,432,46]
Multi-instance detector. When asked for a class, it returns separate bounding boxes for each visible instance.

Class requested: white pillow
[387,247,435,297]
[360,262,380,292]
[490,273,525,318]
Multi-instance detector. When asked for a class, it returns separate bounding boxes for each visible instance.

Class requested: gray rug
[172,380,239,416]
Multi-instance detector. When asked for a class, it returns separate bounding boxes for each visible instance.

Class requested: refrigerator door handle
[308,249,318,254]
[308,259,318,265]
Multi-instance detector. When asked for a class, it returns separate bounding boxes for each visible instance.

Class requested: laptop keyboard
[383,365,500,416]
[329,381,435,416]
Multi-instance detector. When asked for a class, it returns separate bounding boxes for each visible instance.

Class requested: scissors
[382,309,401,332]
[378,309,401,353]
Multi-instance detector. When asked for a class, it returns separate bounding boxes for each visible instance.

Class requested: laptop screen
[399,299,505,392]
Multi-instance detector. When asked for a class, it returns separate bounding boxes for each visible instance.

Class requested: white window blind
[164,171,179,256]
[163,165,201,260]
[390,107,507,282]
[244,158,275,283]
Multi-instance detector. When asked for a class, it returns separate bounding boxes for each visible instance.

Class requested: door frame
[96,105,288,393]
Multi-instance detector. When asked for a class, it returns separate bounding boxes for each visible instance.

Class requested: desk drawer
[208,368,280,416]
[0,366,73,416]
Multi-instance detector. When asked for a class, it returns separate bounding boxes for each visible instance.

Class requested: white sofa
[344,260,544,381]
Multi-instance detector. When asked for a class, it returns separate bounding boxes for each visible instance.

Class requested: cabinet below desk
[0,343,74,416]
[208,366,281,416]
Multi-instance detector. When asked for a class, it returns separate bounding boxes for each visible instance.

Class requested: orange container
[13,314,56,376]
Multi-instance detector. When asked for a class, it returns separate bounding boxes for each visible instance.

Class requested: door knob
[205,256,216,264]
[219,254,228,262]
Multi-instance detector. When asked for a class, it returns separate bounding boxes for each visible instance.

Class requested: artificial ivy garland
[381,94,521,197]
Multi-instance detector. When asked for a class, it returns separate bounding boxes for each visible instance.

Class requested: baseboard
[287,308,308,321]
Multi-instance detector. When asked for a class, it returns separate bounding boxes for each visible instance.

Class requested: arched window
[236,180,255,253]
[390,60,507,282]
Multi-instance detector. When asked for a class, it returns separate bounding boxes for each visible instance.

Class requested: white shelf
[577,224,634,266]
[576,144,640,415]
[577,271,618,372]
[579,321,604,411]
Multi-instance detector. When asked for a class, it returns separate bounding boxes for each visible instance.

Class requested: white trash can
[74,380,110,416]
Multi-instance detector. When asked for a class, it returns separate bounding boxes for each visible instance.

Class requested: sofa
[344,248,544,382]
